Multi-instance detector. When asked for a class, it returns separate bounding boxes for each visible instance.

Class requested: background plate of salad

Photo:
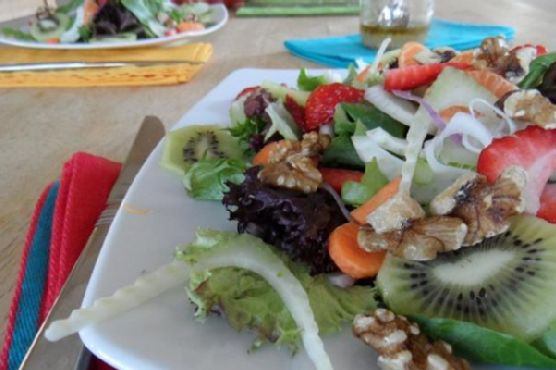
[0,0,228,49]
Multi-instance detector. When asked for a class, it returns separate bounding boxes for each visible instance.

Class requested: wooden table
[1,0,555,339]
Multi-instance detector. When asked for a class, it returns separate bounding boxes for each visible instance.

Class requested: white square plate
[79,68,521,370]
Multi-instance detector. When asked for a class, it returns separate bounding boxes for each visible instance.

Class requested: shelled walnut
[502,89,556,129]
[358,216,467,261]
[353,309,471,370]
[430,167,526,246]
[257,132,330,193]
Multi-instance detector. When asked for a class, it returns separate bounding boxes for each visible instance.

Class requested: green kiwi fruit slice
[30,13,71,42]
[161,125,243,175]
[377,215,556,341]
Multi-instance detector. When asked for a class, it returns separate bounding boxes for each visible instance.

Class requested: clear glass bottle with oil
[360,0,434,49]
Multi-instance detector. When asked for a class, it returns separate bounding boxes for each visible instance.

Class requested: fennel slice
[45,260,188,341]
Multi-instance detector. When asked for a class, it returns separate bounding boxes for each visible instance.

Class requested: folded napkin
[0,43,213,88]
[284,19,515,68]
[1,152,120,370]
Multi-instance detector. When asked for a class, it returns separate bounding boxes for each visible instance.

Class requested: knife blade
[0,60,203,73]
[18,115,165,370]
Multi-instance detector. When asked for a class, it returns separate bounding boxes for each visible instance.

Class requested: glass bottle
[360,0,434,49]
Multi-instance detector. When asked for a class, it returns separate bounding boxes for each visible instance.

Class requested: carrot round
[439,105,470,122]
[329,223,386,279]
[252,141,283,166]
[450,50,475,64]
[399,41,426,68]
[177,22,205,33]
[351,177,401,224]
[466,69,517,99]
[319,167,364,192]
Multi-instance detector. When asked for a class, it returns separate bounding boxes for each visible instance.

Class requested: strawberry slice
[538,184,556,223]
[319,167,364,192]
[512,44,547,56]
[384,63,472,91]
[284,94,305,129]
[477,125,556,221]
[235,86,259,100]
[304,83,364,132]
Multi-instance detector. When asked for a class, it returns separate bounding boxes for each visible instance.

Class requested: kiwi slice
[30,13,71,42]
[161,125,243,175]
[377,215,556,341]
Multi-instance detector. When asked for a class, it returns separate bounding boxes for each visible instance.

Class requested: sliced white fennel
[352,135,404,180]
[186,239,334,370]
[365,86,417,127]
[45,260,188,341]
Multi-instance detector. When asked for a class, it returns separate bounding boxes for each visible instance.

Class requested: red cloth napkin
[40,152,121,320]
[1,152,120,370]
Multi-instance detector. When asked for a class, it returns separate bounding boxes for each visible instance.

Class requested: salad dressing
[360,25,429,49]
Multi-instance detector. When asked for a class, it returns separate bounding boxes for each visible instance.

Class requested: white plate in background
[0,3,227,50]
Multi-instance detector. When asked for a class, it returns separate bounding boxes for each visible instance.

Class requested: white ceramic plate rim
[0,3,227,50]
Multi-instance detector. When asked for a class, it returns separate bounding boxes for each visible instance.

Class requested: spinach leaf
[1,27,35,41]
[519,52,556,89]
[533,322,556,359]
[297,68,328,91]
[321,136,364,170]
[333,102,408,138]
[341,159,388,207]
[415,316,556,369]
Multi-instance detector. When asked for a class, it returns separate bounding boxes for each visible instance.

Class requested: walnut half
[257,132,330,193]
[430,167,526,246]
[358,216,468,261]
[353,309,471,370]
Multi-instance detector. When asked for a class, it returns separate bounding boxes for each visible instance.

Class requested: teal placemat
[237,0,359,16]
[284,19,515,67]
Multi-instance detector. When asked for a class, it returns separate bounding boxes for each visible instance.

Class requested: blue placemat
[284,19,515,68]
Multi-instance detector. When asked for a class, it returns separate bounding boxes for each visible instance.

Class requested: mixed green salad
[1,0,215,44]
[46,37,556,370]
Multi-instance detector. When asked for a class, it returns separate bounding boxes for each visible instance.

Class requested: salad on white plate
[46,37,556,370]
[0,0,226,48]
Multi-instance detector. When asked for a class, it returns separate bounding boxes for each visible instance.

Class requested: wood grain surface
[1,0,555,341]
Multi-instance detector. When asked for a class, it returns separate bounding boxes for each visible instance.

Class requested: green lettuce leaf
[178,229,377,351]
[1,27,35,41]
[342,64,357,86]
[182,159,246,200]
[415,316,556,369]
[341,159,388,207]
[321,136,365,170]
[519,52,556,89]
[56,0,83,14]
[121,0,167,37]
[297,68,328,91]
[333,102,408,138]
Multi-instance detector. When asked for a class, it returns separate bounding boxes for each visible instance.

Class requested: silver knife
[18,115,166,370]
[0,60,203,73]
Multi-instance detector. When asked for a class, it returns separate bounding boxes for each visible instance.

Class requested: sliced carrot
[83,0,99,25]
[398,41,427,68]
[356,65,371,82]
[466,70,517,98]
[177,22,205,33]
[252,140,283,166]
[329,223,386,279]
[450,50,475,64]
[319,167,364,192]
[351,177,400,224]
[439,105,469,122]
